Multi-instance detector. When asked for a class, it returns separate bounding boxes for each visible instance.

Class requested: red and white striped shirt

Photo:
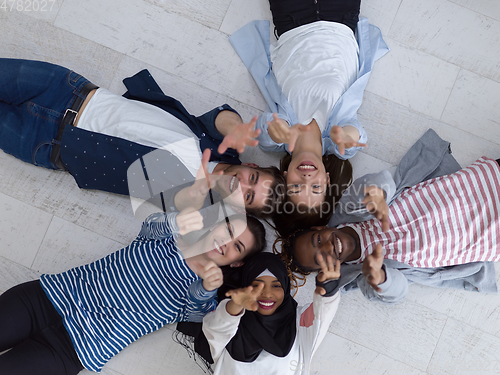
[343,157,500,268]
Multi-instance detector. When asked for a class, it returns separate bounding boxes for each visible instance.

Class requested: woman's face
[251,275,285,316]
[285,152,329,209]
[202,219,255,267]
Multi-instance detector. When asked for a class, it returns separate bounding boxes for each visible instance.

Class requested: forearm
[138,212,178,239]
[214,110,243,136]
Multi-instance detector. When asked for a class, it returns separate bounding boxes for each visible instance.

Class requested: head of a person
[273,154,352,238]
[282,226,358,273]
[241,252,292,316]
[199,214,266,268]
[216,164,286,219]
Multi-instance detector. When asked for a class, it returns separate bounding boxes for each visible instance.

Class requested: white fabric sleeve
[296,291,341,373]
[202,299,245,363]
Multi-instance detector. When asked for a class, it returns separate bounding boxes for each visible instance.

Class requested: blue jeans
[0,59,90,169]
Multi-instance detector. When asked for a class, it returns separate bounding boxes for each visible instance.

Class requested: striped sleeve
[139,212,179,240]
[182,279,217,322]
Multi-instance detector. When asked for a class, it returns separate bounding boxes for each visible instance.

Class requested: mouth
[334,234,343,256]
[229,175,238,193]
[257,300,276,310]
[213,240,224,255]
[297,161,317,171]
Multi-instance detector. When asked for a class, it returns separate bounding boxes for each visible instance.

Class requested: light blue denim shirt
[229,18,389,160]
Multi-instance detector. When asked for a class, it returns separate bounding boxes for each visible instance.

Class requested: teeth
[258,301,274,307]
[336,237,342,254]
[229,176,237,192]
[214,241,223,255]
[297,165,316,170]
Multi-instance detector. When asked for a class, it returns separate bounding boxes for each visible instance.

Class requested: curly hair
[272,228,316,292]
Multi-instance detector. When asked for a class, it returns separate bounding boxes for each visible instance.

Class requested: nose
[320,240,334,254]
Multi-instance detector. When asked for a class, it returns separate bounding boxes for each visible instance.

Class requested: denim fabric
[0,59,90,169]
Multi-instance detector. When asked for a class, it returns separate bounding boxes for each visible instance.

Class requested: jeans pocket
[66,70,84,88]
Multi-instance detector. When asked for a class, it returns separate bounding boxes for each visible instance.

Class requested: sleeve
[297,291,341,372]
[322,117,368,160]
[182,279,218,322]
[138,212,179,240]
[255,112,295,153]
[202,299,245,363]
[329,170,396,227]
[194,104,242,164]
[357,265,409,304]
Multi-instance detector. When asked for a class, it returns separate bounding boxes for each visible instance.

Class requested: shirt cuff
[376,265,392,293]
[188,279,217,303]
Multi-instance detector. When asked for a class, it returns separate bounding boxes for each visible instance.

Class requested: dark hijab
[225,252,298,362]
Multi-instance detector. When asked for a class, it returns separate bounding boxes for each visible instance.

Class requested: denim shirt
[229,18,389,160]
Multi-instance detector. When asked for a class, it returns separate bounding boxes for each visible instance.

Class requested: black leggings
[0,281,83,375]
[269,0,361,37]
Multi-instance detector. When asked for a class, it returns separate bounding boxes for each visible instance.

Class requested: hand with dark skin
[224,283,265,316]
[315,253,341,296]
[363,186,390,232]
[361,244,386,292]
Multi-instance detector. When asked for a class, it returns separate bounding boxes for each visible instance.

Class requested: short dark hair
[245,166,286,219]
[271,153,352,237]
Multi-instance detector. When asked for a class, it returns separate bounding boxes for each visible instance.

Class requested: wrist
[226,300,245,316]
[377,268,387,285]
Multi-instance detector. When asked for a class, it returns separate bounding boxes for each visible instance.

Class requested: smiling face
[293,227,359,271]
[251,275,285,316]
[203,218,256,267]
[285,152,330,209]
[216,165,275,211]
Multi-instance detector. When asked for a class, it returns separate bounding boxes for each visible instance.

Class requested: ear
[242,162,259,168]
[311,225,328,230]
[326,172,330,185]
[230,261,244,268]
[283,171,287,177]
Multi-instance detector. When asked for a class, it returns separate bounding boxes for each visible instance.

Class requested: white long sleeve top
[202,291,341,375]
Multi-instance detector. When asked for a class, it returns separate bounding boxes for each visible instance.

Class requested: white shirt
[271,21,359,131]
[78,88,217,177]
[203,293,340,375]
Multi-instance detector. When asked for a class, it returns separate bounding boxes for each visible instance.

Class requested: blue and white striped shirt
[40,212,217,372]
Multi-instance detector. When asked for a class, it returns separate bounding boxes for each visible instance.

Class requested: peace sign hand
[174,149,223,211]
[225,283,265,312]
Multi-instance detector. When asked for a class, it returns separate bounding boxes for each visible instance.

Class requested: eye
[250,174,255,183]
[272,284,282,289]
[312,184,321,189]
[317,233,321,245]
[235,243,242,253]
[246,192,251,201]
